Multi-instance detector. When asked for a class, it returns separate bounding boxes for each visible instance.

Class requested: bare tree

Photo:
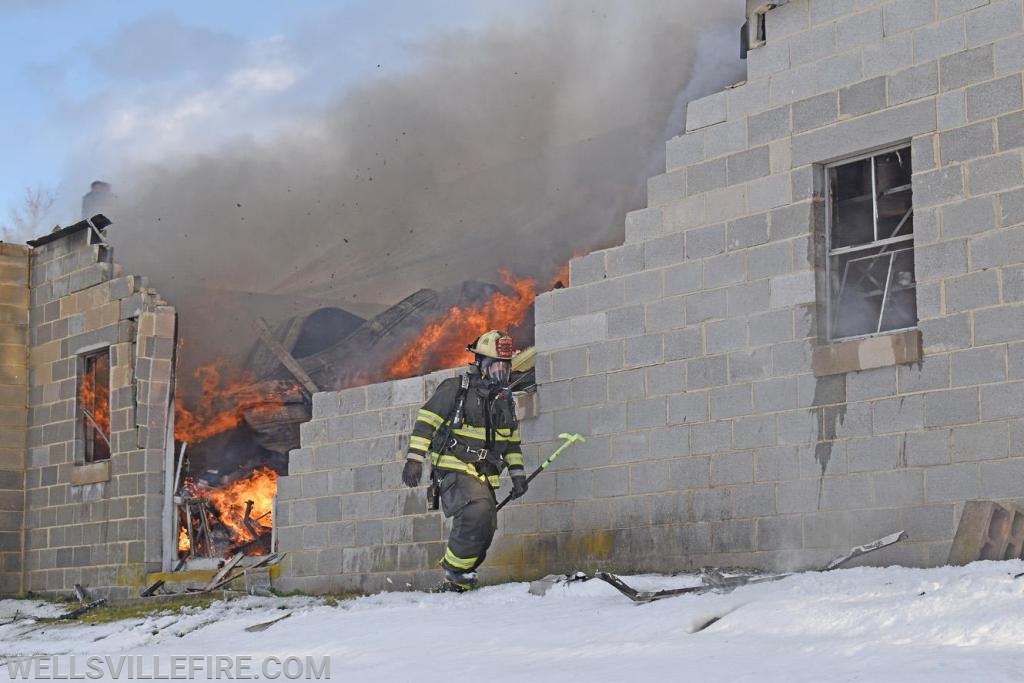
[0,185,57,241]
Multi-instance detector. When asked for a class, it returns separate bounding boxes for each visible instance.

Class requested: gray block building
[272,0,1024,593]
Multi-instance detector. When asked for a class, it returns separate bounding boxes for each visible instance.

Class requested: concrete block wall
[21,228,177,598]
[528,0,1024,571]
[275,0,1024,593]
[274,369,462,594]
[0,244,29,595]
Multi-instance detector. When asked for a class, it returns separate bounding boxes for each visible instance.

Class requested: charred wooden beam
[298,288,440,390]
[252,317,320,394]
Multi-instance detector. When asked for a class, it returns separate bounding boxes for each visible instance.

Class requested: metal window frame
[824,143,916,342]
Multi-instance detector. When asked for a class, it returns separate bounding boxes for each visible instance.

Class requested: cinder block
[705,318,748,356]
[889,62,939,105]
[914,17,968,63]
[625,208,666,242]
[946,270,1001,313]
[646,170,687,208]
[994,32,1024,76]
[666,132,704,172]
[685,92,727,132]
[727,282,771,318]
[939,121,996,164]
[604,244,645,278]
[971,227,1024,271]
[749,39,791,80]
[846,434,901,472]
[840,77,887,118]
[793,92,838,134]
[998,111,1024,152]
[765,0,810,39]
[952,420,1009,461]
[769,271,815,309]
[706,120,748,160]
[920,313,973,353]
[728,79,771,119]
[965,0,1024,47]
[664,327,703,361]
[967,75,1023,122]
[686,355,728,390]
[789,23,837,66]
[733,414,778,450]
[837,8,884,51]
[664,262,703,297]
[872,394,926,434]
[818,474,874,511]
[711,451,754,487]
[915,239,968,280]
[624,334,664,369]
[685,289,727,324]
[948,500,1024,564]
[747,174,793,214]
[816,50,865,93]
[727,147,770,185]
[940,46,995,91]
[586,278,625,314]
[748,105,792,147]
[687,158,727,195]
[569,253,606,287]
[643,233,686,270]
[703,253,747,290]
[943,196,999,239]
[939,0,991,19]
[925,387,981,427]
[733,483,776,518]
[873,469,925,507]
[968,152,1024,195]
[667,391,709,425]
[884,0,936,35]
[706,184,750,224]
[863,35,915,79]
[627,396,667,429]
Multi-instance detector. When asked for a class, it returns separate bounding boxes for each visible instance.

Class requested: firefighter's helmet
[467,330,514,360]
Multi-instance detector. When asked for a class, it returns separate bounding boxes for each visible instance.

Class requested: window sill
[70,460,111,486]
[812,329,921,377]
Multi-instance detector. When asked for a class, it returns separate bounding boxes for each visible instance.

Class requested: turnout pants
[438,470,497,573]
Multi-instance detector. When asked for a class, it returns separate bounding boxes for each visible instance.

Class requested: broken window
[79,349,111,462]
[826,145,917,341]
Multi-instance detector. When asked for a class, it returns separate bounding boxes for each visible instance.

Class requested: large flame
[200,467,278,545]
[385,268,549,379]
[175,362,299,443]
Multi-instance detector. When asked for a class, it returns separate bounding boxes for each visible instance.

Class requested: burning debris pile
[172,267,560,563]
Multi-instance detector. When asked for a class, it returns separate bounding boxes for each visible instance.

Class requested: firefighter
[401,330,528,592]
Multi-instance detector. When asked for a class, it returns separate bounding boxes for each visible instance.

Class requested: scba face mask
[481,357,511,386]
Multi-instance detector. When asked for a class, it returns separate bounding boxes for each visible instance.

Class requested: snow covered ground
[2,561,1024,682]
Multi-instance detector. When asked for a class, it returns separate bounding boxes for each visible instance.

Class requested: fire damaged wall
[18,222,177,598]
[0,244,30,595]
[276,0,1024,590]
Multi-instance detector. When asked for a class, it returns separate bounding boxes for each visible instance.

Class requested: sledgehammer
[497,432,585,511]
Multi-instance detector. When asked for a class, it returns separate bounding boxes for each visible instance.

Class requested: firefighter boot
[433,570,478,593]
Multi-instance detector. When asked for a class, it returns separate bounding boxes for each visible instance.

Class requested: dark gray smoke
[109,1,745,370]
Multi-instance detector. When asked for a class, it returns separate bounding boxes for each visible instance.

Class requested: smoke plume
[108,1,745,370]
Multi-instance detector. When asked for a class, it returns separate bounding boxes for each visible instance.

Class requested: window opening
[826,145,917,341]
[80,349,111,462]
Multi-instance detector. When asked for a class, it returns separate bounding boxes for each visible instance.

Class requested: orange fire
[200,467,278,544]
[80,366,110,436]
[178,526,191,553]
[384,264,573,380]
[385,269,537,379]
[175,362,298,444]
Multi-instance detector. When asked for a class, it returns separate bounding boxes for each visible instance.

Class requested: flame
[175,362,299,443]
[199,467,278,545]
[178,526,191,553]
[385,269,537,379]
[383,263,574,380]
[80,363,110,437]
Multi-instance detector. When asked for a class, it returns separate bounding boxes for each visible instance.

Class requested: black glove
[402,458,423,487]
[511,473,529,499]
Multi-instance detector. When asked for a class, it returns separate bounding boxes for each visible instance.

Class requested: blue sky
[0,0,507,235]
